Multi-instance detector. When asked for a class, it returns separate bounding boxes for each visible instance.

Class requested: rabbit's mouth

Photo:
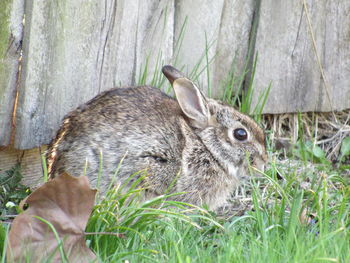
[252,160,266,174]
[235,157,266,182]
[247,157,267,180]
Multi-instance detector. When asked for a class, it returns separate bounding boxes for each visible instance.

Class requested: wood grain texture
[10,0,350,149]
[252,0,350,114]
[0,146,44,189]
[0,0,23,146]
[212,0,256,98]
[15,0,174,149]
[174,0,225,96]
[16,0,108,149]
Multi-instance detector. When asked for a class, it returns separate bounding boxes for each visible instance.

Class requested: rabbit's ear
[173,78,210,127]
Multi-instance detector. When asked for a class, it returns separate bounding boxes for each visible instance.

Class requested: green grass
[80,158,349,263]
[0,165,31,219]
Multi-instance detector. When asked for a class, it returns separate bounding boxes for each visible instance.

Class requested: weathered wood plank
[252,0,350,114]
[212,0,256,98]
[16,0,110,149]
[15,0,174,149]
[173,0,257,99]
[134,0,174,87]
[0,0,23,146]
[0,146,44,188]
[98,0,174,89]
[174,0,225,95]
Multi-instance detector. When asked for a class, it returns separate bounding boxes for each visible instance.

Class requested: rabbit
[46,65,267,210]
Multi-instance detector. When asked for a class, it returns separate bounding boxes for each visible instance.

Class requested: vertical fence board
[15,0,104,149]
[15,0,174,149]
[323,1,350,111]
[173,0,256,99]
[212,0,256,98]
[0,0,23,146]
[174,0,225,95]
[97,0,174,90]
[134,0,174,86]
[96,0,142,89]
[252,0,350,114]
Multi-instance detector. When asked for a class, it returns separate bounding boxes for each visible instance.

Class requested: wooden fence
[1,0,350,152]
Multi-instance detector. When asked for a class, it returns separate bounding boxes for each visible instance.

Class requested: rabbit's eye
[233,128,248,141]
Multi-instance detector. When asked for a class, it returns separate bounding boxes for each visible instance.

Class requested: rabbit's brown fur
[47,66,267,210]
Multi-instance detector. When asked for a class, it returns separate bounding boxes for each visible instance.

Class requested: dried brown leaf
[7,173,97,262]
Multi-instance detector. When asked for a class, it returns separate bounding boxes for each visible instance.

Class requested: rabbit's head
[163,66,267,208]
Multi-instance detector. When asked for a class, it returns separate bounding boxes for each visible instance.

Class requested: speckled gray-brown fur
[47,66,267,210]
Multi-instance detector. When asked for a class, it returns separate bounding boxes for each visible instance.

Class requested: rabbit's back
[47,86,184,192]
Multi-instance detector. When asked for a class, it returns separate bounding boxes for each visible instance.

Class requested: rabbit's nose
[252,157,266,173]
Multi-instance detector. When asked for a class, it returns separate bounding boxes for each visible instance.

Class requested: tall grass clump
[83,159,349,262]
[85,173,223,262]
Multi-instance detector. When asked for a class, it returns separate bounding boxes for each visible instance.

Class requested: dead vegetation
[263,109,350,161]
